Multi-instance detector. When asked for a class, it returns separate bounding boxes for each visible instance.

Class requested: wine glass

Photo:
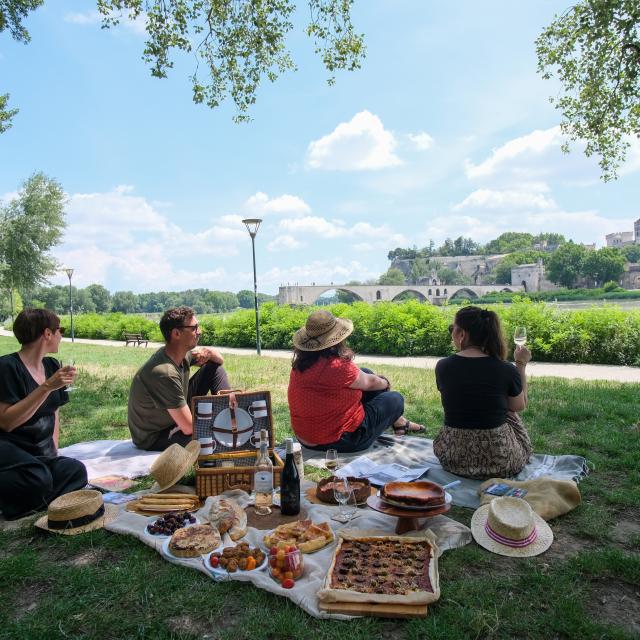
[325,449,338,473]
[331,478,356,524]
[514,326,527,347]
[63,359,78,392]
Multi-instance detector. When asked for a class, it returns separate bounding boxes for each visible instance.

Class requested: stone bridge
[278,283,523,305]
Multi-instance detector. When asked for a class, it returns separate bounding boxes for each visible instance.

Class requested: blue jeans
[306,368,404,453]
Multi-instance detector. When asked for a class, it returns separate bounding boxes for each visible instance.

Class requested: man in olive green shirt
[128,306,229,450]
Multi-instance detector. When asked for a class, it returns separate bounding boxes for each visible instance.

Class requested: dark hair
[291,340,354,373]
[159,306,195,342]
[454,305,507,360]
[13,308,61,345]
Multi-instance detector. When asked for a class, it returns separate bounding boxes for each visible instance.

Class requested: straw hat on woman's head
[471,496,553,557]
[35,489,118,535]
[293,310,354,352]
[150,440,200,491]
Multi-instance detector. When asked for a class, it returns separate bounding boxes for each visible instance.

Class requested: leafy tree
[582,247,626,285]
[98,0,365,123]
[533,232,566,250]
[378,268,406,285]
[387,246,418,261]
[435,266,472,286]
[484,232,535,255]
[493,251,546,285]
[622,244,640,263]
[86,283,112,312]
[546,241,588,288]
[0,172,66,318]
[409,258,430,284]
[0,93,18,133]
[237,289,255,309]
[111,290,139,313]
[536,0,640,180]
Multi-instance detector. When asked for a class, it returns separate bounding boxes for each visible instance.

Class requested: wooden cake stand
[366,495,450,534]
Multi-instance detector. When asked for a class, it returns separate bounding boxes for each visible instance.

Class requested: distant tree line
[3,286,276,318]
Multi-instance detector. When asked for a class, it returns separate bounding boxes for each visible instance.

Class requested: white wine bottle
[254,432,273,515]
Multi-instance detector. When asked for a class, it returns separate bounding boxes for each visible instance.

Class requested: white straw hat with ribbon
[149,440,201,492]
[35,489,118,535]
[471,496,553,557]
[293,310,354,352]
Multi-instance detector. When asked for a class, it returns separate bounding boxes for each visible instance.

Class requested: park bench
[123,333,149,347]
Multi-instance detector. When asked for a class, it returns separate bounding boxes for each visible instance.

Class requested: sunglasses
[177,324,199,332]
[53,326,66,335]
[448,324,454,335]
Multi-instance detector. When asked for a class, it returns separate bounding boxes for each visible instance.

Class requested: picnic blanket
[105,484,472,619]
[295,436,589,510]
[58,440,161,481]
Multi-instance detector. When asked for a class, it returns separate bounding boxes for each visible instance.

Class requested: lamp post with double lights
[241,218,262,355]
[64,268,75,343]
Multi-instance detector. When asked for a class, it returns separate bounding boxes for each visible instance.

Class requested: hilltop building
[605,218,640,248]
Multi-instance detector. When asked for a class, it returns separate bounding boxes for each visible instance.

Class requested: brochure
[335,455,430,486]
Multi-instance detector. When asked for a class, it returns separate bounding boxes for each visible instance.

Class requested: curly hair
[159,306,195,342]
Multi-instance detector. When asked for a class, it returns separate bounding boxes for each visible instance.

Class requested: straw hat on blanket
[471,496,553,557]
[35,489,118,535]
[150,440,200,491]
[293,310,354,352]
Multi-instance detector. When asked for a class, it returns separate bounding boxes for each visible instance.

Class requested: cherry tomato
[281,578,295,589]
[209,556,219,568]
[270,546,278,555]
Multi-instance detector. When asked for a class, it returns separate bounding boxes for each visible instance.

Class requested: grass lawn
[0,336,639,639]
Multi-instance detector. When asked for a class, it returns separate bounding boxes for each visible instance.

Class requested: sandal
[392,418,426,436]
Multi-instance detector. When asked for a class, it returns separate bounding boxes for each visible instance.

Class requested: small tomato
[281,578,295,589]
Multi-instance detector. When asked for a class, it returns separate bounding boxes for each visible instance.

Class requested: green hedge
[56,301,640,366]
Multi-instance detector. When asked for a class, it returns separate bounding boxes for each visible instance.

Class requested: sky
[1,1,639,295]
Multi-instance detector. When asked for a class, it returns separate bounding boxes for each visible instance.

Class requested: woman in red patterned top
[287,310,424,452]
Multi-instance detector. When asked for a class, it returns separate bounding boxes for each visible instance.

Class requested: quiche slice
[263,519,334,553]
[168,524,221,558]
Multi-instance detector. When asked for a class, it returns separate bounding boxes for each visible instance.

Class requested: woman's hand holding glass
[44,363,77,391]
[514,344,532,366]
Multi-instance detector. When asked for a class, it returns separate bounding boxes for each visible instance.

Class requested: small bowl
[268,546,304,583]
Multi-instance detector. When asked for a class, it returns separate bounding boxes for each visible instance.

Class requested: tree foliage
[536,0,640,180]
[622,244,640,262]
[546,241,588,288]
[493,251,546,285]
[378,268,406,286]
[0,173,66,311]
[98,0,365,122]
[582,246,626,284]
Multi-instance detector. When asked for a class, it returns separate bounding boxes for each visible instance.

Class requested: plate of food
[378,481,452,511]
[263,519,335,554]
[203,542,267,576]
[144,511,199,538]
[161,524,221,559]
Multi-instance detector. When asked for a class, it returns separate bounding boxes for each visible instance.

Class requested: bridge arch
[306,287,364,305]
[448,287,479,301]
[391,288,428,303]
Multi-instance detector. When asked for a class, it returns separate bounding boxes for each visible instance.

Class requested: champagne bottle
[254,429,273,515]
[280,438,300,516]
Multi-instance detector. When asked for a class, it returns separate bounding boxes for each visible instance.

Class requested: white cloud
[619,135,640,177]
[306,111,401,171]
[278,216,407,245]
[259,260,379,287]
[452,188,557,212]
[65,9,146,35]
[267,235,304,252]
[244,192,311,216]
[407,131,434,151]
[64,11,101,25]
[464,126,563,180]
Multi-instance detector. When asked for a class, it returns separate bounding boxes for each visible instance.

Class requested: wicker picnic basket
[193,390,283,497]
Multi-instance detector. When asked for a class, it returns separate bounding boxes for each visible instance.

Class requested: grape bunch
[146,511,196,536]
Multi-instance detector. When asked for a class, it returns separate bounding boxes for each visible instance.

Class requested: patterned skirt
[433,413,532,480]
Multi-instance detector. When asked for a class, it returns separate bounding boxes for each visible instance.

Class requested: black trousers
[0,440,88,520]
[305,368,405,453]
[147,362,230,451]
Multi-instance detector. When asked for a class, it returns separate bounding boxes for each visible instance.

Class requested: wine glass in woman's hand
[514,326,527,346]
[62,359,78,392]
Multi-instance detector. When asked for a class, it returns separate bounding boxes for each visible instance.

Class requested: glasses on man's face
[448,324,454,335]
[54,327,66,335]
[177,324,199,332]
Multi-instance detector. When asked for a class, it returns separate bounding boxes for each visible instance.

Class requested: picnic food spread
[263,519,334,553]
[319,532,441,606]
[209,542,265,572]
[168,524,221,558]
[147,511,196,536]
[316,476,371,504]
[380,481,445,508]
[269,542,304,587]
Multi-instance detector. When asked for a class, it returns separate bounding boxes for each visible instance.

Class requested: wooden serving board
[245,505,308,529]
[319,601,427,618]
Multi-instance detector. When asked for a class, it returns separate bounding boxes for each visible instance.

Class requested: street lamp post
[64,268,75,343]
[241,218,262,355]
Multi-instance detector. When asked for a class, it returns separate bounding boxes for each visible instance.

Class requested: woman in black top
[0,309,87,520]
[433,306,532,479]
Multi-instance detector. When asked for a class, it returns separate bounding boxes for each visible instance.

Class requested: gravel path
[2,329,638,382]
